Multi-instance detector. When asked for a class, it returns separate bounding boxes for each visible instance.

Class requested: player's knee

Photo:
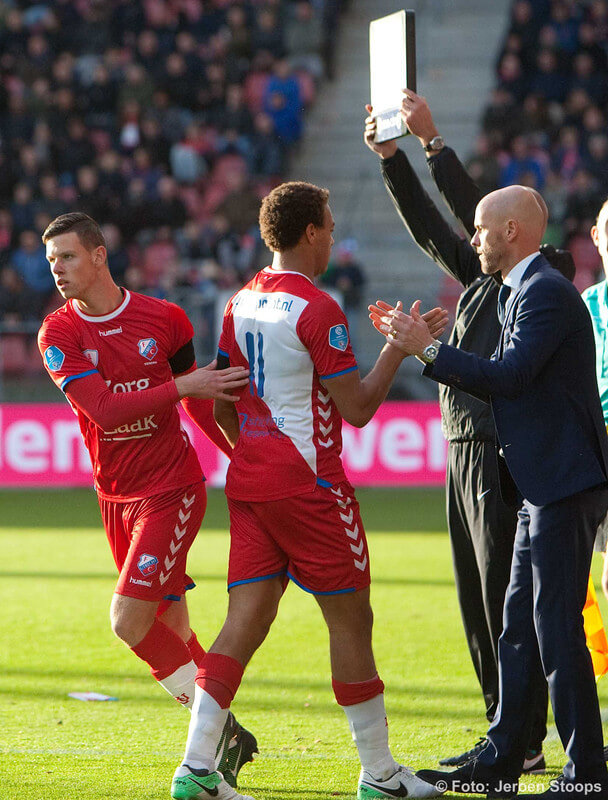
[225,598,277,646]
[110,606,151,647]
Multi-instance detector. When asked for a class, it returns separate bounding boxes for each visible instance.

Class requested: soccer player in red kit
[171,184,448,800]
[37,212,256,790]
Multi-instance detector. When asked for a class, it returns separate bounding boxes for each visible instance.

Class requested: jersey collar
[71,289,131,322]
[263,265,314,284]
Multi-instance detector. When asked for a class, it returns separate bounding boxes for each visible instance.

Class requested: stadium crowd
[0,0,347,356]
[466,0,608,292]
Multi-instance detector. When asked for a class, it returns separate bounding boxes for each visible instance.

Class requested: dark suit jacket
[426,255,608,506]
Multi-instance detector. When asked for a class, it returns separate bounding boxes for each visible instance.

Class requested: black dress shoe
[439,737,489,767]
[416,759,519,798]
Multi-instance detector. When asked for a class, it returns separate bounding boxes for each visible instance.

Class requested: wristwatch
[424,135,445,153]
[421,340,441,363]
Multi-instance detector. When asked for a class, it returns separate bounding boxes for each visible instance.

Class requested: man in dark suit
[365,93,550,772]
[371,185,608,799]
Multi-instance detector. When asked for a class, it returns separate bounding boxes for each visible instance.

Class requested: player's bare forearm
[213,400,240,447]
[323,343,405,428]
[355,343,406,425]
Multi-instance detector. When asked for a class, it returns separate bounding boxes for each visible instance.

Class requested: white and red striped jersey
[218,266,358,501]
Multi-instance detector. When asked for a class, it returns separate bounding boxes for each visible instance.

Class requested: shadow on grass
[0,666,479,700]
[0,570,455,589]
[0,488,448,532]
[248,789,352,799]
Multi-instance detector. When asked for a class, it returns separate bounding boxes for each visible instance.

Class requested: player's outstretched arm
[323,303,447,428]
[174,360,249,401]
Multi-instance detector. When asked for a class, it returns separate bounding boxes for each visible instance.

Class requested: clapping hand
[369,299,448,356]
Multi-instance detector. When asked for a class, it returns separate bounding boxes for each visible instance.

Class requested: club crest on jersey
[44,345,65,372]
[137,553,158,576]
[138,338,158,360]
[328,324,349,352]
[83,349,99,367]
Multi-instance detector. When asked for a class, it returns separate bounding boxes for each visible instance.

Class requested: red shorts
[99,482,206,602]
[227,480,370,595]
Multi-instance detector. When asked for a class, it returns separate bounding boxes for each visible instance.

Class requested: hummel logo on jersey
[129,576,152,588]
[138,338,158,360]
[98,326,122,336]
[328,324,349,351]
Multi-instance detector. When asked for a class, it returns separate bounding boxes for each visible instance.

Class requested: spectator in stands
[251,7,285,60]
[551,126,582,184]
[321,238,366,352]
[500,134,547,189]
[570,51,608,106]
[216,172,261,238]
[153,176,188,230]
[10,184,36,234]
[170,123,210,184]
[465,135,501,196]
[248,112,285,177]
[529,48,568,103]
[10,229,54,316]
[497,52,528,103]
[264,59,303,146]
[35,174,67,221]
[0,267,35,322]
[0,209,15,268]
[285,1,324,79]
[102,223,130,286]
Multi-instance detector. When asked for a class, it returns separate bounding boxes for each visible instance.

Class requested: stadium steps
[287,0,510,396]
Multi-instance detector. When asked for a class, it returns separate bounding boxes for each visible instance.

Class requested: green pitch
[1,487,607,800]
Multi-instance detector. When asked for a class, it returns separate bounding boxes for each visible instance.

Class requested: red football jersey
[38,290,203,501]
[218,266,358,501]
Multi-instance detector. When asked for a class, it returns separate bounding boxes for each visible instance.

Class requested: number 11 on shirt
[245,331,265,397]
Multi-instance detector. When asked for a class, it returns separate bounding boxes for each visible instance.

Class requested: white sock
[157,660,197,709]
[181,686,228,772]
[341,694,397,780]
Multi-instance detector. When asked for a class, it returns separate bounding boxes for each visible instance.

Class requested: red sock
[195,652,244,709]
[332,674,385,706]
[187,631,206,667]
[132,619,192,681]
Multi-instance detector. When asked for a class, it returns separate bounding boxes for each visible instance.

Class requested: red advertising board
[0,402,447,488]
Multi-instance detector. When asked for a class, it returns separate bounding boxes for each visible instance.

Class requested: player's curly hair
[259,182,330,252]
[42,212,106,252]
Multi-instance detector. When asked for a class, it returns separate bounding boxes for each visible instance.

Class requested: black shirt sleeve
[380,148,483,288]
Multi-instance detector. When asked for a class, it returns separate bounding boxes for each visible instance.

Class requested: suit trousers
[446,441,547,748]
[479,483,608,781]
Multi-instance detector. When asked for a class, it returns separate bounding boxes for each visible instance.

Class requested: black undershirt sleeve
[169,340,196,375]
[216,351,230,369]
